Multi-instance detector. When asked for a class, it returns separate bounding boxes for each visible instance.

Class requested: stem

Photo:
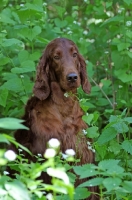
[100,185,103,200]
[90,77,114,109]
[20,76,28,97]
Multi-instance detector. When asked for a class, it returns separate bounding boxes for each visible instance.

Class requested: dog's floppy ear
[79,54,91,94]
[33,52,50,100]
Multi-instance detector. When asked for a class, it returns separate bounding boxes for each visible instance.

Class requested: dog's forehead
[52,42,77,54]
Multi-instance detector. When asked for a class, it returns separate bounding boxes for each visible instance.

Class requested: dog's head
[33,38,91,100]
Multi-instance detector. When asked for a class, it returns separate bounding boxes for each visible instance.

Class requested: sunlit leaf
[0,118,28,130]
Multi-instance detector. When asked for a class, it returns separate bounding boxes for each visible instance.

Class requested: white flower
[106,11,114,17]
[47,168,70,184]
[88,146,92,150]
[37,153,42,157]
[82,129,87,135]
[92,149,95,153]
[105,51,109,54]
[46,193,53,200]
[62,153,68,159]
[118,85,123,89]
[44,148,56,158]
[87,18,95,25]
[86,39,95,43]
[48,138,60,148]
[43,2,47,6]
[126,21,132,27]
[95,19,103,24]
[118,7,125,13]
[67,31,72,35]
[73,20,77,24]
[18,148,23,152]
[4,150,16,161]
[65,149,75,156]
[3,171,9,175]
[20,75,24,78]
[87,141,91,145]
[83,30,88,35]
[64,92,69,97]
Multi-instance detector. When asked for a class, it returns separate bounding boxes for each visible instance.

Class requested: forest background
[0,0,132,199]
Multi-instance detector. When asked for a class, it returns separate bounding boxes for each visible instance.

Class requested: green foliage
[1,0,132,199]
[73,159,132,199]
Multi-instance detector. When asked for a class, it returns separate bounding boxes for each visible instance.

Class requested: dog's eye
[54,55,60,60]
[73,53,77,57]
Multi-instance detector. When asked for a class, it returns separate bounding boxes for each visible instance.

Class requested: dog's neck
[50,81,78,105]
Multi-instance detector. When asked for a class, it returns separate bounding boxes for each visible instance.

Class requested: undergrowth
[0,0,132,199]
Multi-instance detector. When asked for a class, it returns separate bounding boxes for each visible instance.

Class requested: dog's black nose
[67,73,78,82]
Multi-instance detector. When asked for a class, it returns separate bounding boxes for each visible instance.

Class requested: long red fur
[11,38,99,200]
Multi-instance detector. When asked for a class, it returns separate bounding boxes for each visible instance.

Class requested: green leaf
[127,51,132,59]
[112,121,129,133]
[3,134,32,155]
[18,50,29,63]
[0,118,28,130]
[121,140,132,155]
[101,16,123,27]
[82,114,94,125]
[5,180,30,200]
[114,69,132,83]
[108,140,121,155]
[79,177,103,187]
[95,144,107,159]
[0,89,8,107]
[53,27,63,34]
[123,0,132,6]
[0,54,10,66]
[103,177,121,192]
[74,188,90,199]
[1,77,23,92]
[107,165,124,175]
[73,164,97,179]
[2,38,23,47]
[26,2,43,12]
[29,26,42,41]
[117,42,130,51]
[0,134,9,144]
[11,61,35,74]
[37,37,50,44]
[98,159,120,171]
[122,181,132,193]
[124,117,132,124]
[86,126,99,138]
[30,51,40,61]
[55,6,65,18]
[0,8,15,25]
[97,127,117,145]
[96,98,109,106]
[54,18,67,28]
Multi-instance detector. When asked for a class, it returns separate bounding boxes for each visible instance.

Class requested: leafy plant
[1,0,132,199]
[0,131,74,200]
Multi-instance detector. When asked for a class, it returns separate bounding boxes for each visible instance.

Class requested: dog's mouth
[68,82,79,88]
[62,81,80,93]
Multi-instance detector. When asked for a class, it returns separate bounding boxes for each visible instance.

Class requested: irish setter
[12,38,99,199]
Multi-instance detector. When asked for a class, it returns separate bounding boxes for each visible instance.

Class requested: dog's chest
[31,99,87,140]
